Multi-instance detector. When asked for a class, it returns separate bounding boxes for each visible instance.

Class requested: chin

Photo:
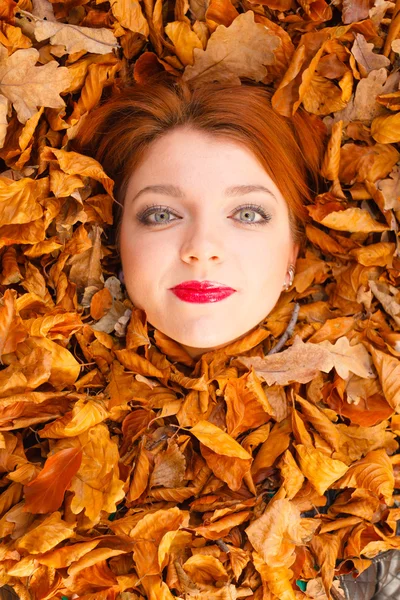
[169,328,230,349]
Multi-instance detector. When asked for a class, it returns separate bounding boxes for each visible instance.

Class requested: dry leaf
[351,33,390,76]
[0,47,71,124]
[182,11,280,85]
[2,2,400,598]
[32,12,120,55]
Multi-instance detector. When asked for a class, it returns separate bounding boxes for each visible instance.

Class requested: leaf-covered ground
[1,0,400,599]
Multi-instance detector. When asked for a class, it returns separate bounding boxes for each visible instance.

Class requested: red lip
[170,281,236,303]
[171,288,236,303]
[171,280,235,292]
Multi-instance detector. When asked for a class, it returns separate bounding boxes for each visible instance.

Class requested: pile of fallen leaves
[1,0,400,598]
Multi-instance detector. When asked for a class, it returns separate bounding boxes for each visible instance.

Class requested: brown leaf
[149,438,186,488]
[182,11,280,85]
[0,47,71,123]
[351,33,390,76]
[342,0,374,24]
[33,15,119,55]
[233,335,334,386]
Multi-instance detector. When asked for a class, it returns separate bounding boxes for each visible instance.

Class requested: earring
[118,269,125,285]
[282,264,295,291]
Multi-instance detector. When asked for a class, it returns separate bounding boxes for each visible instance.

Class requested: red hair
[70,74,327,253]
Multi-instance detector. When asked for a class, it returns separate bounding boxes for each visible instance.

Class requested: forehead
[124,126,282,200]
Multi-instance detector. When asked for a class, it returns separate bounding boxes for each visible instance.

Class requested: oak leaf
[317,336,375,379]
[33,14,120,55]
[351,33,390,76]
[233,335,334,386]
[0,47,71,124]
[183,11,280,85]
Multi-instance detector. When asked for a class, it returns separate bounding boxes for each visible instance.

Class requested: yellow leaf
[253,552,296,600]
[0,176,48,227]
[372,112,400,143]
[15,511,76,554]
[295,444,349,495]
[319,207,390,232]
[110,0,149,37]
[245,497,320,568]
[278,449,305,499]
[368,345,400,412]
[26,336,81,389]
[183,554,229,584]
[165,21,203,66]
[332,448,395,505]
[189,420,252,460]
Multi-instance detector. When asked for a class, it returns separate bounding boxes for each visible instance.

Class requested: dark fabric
[339,550,400,600]
[0,588,19,600]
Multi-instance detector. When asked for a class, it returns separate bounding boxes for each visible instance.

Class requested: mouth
[170,287,236,304]
[170,280,236,292]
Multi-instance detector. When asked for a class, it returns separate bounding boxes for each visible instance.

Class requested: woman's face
[120,127,299,359]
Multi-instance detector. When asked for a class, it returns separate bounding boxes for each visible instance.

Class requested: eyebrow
[130,184,277,204]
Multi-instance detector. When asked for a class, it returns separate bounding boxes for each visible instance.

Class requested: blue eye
[234,204,272,226]
[137,204,172,225]
[136,203,272,227]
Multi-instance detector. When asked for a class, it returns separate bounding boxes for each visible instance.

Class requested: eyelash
[136,203,272,227]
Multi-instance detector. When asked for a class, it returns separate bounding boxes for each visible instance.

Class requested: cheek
[119,227,168,281]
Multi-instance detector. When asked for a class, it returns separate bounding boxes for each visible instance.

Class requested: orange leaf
[23,447,82,514]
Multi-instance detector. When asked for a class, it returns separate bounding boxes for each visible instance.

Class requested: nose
[179,220,223,264]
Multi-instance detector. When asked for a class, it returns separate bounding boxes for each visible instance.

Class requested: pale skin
[120,126,299,360]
